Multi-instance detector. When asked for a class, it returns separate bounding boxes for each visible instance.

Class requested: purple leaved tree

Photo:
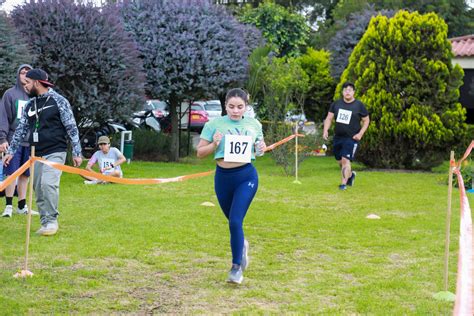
[12,1,145,142]
[119,0,256,161]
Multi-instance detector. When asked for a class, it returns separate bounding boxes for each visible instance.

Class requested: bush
[339,10,467,170]
[129,129,192,162]
[267,122,324,177]
[297,48,335,123]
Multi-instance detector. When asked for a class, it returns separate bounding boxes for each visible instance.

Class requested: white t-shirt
[88,147,123,176]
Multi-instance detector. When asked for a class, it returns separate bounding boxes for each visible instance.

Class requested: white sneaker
[2,205,13,218]
[36,221,59,236]
[84,180,99,185]
[17,206,39,216]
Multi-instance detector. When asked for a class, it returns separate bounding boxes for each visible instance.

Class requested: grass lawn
[0,154,467,314]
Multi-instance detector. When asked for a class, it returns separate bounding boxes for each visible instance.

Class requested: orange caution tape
[0,159,31,191]
[32,157,214,185]
[457,140,474,169]
[0,133,304,188]
[265,133,304,152]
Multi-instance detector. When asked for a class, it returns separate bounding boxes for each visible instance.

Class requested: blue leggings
[215,163,258,265]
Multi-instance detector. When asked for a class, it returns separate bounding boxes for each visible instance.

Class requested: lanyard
[34,96,51,131]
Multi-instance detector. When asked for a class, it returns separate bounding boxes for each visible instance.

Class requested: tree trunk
[169,97,180,162]
[219,92,226,116]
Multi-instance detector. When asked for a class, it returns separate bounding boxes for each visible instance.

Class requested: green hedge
[111,129,192,162]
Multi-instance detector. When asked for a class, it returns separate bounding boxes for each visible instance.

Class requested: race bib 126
[336,109,352,125]
[224,134,252,163]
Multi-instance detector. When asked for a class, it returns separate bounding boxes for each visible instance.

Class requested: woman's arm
[197,139,216,158]
[197,132,222,158]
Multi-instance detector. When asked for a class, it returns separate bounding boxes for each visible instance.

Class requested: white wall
[453,57,474,69]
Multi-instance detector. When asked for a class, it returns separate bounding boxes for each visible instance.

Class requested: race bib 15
[100,158,115,170]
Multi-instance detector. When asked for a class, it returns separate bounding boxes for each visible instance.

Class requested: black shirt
[25,95,68,156]
[329,99,368,138]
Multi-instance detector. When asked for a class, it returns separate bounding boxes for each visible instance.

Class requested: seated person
[83,136,126,184]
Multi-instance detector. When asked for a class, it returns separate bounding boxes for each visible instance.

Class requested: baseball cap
[98,136,110,144]
[26,69,54,87]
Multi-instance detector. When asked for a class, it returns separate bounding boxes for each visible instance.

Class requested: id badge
[33,132,39,143]
[224,135,252,163]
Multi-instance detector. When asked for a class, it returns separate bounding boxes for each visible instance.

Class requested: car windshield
[149,100,168,111]
[204,103,221,111]
[191,104,204,111]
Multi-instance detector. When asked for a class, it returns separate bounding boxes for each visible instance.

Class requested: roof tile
[450,34,474,57]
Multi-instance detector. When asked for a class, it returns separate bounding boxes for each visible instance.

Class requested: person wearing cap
[83,135,126,184]
[3,68,82,236]
[0,64,39,218]
[323,82,370,191]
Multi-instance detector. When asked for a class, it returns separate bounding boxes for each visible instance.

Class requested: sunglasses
[99,143,109,145]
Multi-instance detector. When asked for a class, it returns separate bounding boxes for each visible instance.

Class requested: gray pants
[33,152,67,226]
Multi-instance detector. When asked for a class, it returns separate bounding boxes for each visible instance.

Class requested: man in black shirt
[323,82,370,190]
[4,69,82,236]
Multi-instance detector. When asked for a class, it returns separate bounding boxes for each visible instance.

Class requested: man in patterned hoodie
[3,68,82,236]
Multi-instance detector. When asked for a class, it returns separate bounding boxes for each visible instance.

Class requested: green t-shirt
[200,115,264,160]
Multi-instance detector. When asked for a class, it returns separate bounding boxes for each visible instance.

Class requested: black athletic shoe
[347,171,357,187]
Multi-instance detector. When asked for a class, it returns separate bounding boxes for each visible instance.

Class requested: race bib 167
[224,134,252,163]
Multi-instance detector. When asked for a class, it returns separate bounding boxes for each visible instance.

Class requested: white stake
[433,150,455,301]
[293,124,301,184]
[444,151,455,290]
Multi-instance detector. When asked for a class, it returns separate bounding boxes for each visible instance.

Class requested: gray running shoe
[2,205,13,217]
[227,265,243,284]
[36,221,59,236]
[241,239,249,271]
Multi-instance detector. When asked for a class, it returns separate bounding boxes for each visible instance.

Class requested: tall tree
[239,1,310,57]
[369,0,474,37]
[12,0,145,134]
[327,5,395,78]
[314,0,474,48]
[339,10,467,169]
[0,12,33,95]
[120,0,257,161]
